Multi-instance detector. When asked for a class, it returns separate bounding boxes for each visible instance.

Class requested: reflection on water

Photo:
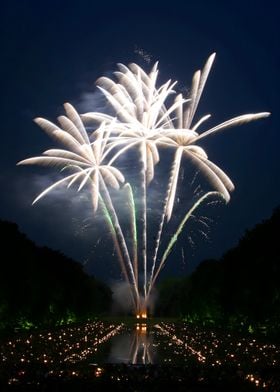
[130,324,154,364]
[107,324,155,364]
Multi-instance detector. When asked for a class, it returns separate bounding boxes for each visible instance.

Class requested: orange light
[95,367,103,378]
[141,325,147,333]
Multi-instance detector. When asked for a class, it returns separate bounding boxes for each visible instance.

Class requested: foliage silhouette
[156,207,280,337]
[0,220,112,331]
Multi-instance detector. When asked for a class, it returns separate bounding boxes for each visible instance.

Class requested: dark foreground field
[1,320,280,391]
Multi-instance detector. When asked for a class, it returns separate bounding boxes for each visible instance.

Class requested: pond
[107,323,157,364]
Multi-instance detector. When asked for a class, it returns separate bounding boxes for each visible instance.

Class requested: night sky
[1,0,279,283]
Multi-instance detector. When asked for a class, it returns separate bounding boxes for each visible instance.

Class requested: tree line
[0,220,112,332]
[1,207,279,336]
[156,207,280,338]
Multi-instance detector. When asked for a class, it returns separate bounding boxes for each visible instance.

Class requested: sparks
[18,54,270,316]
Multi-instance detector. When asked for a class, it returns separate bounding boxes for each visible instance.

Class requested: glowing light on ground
[1,321,279,388]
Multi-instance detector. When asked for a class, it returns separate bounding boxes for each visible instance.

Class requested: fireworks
[18,54,270,315]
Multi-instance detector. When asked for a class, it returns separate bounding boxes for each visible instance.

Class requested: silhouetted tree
[0,220,112,331]
[156,207,280,336]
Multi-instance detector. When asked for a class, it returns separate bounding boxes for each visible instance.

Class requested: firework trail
[86,61,179,306]
[181,248,185,265]
[99,196,130,285]
[124,183,138,287]
[147,54,269,292]
[18,55,270,315]
[147,192,224,298]
[17,105,140,308]
[99,176,139,306]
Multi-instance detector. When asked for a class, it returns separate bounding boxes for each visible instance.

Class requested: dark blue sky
[1,0,279,282]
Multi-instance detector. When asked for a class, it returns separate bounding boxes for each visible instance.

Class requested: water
[107,324,157,364]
